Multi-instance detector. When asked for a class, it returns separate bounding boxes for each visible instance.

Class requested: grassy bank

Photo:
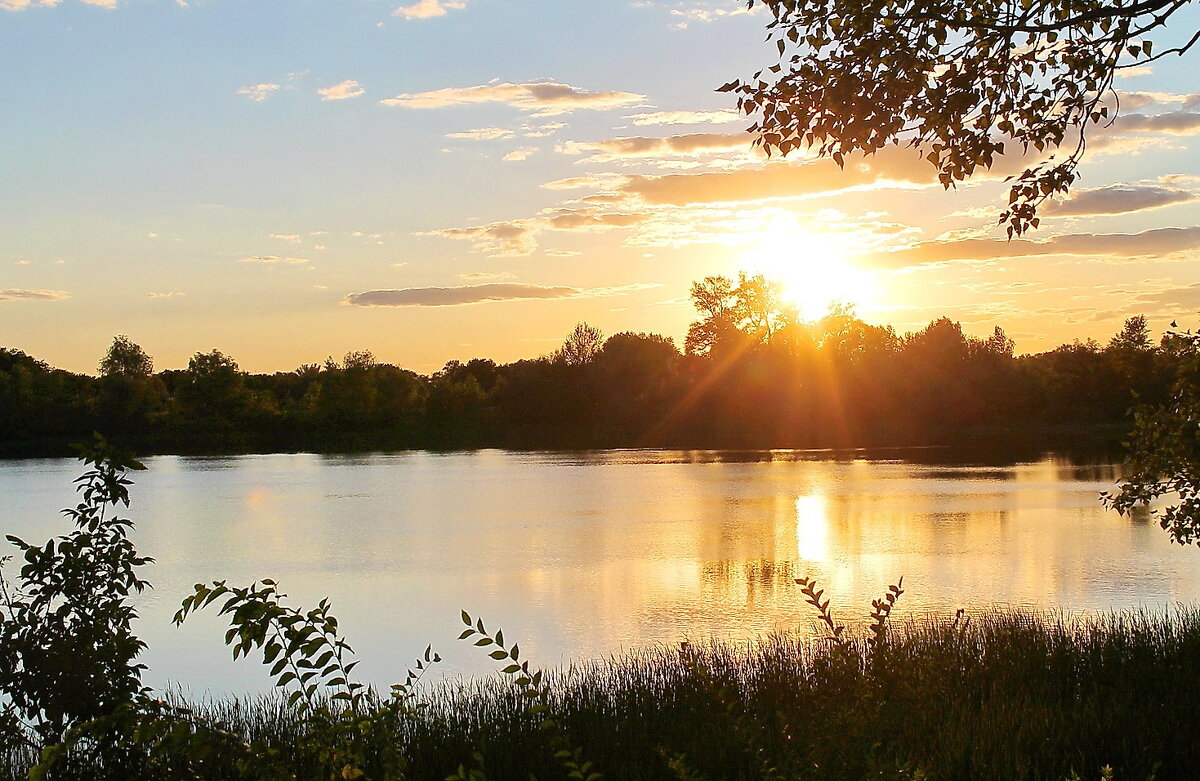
[12,608,1200,780]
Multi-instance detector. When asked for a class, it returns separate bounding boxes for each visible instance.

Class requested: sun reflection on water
[795,494,829,562]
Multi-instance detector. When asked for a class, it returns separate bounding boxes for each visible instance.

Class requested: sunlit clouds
[392,0,465,20]
[236,83,281,102]
[1043,184,1197,216]
[318,80,365,101]
[380,81,645,116]
[0,289,69,301]
[5,1,1200,372]
[345,282,659,307]
[238,256,311,265]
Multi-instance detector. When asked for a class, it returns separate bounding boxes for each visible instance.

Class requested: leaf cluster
[0,436,151,748]
[175,581,439,780]
[721,0,1198,235]
[1105,324,1200,544]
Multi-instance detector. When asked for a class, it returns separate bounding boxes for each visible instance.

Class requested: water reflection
[795,495,829,562]
[0,449,1193,695]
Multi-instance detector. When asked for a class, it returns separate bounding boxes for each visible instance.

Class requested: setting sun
[736,230,878,321]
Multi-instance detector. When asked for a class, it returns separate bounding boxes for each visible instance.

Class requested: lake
[2,448,1196,695]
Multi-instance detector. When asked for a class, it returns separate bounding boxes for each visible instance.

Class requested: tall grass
[44,607,1192,781]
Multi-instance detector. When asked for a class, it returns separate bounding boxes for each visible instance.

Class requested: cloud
[625,109,743,126]
[423,221,539,256]
[1113,111,1200,134]
[503,147,537,161]
[557,132,752,162]
[1129,283,1200,312]
[381,81,645,116]
[458,271,516,281]
[447,127,513,140]
[346,283,577,306]
[1112,91,1200,112]
[1044,184,1197,216]
[393,0,464,19]
[666,3,752,26]
[318,80,364,101]
[269,233,304,243]
[620,148,940,206]
[345,282,659,306]
[2,0,115,8]
[0,288,69,301]
[872,226,1200,268]
[239,255,310,264]
[542,173,629,191]
[147,291,185,299]
[237,83,281,102]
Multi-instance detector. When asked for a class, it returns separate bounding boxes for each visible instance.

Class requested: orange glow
[736,229,878,321]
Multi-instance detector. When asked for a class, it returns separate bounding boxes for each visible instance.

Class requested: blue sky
[4,0,1200,373]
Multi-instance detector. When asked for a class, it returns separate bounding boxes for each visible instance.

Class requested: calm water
[1,449,1195,695]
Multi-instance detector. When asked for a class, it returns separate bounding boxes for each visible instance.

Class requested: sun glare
[736,230,878,321]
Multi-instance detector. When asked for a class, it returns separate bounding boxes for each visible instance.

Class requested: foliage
[174,579,440,780]
[1106,325,1200,544]
[554,323,605,367]
[99,336,154,378]
[0,297,1177,455]
[685,273,796,356]
[452,612,601,781]
[0,437,151,751]
[721,0,1200,236]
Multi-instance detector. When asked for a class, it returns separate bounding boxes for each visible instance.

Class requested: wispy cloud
[238,255,310,264]
[346,283,577,306]
[345,282,658,306]
[624,109,742,126]
[2,0,116,9]
[237,83,281,102]
[318,80,364,101]
[147,291,185,299]
[446,127,513,140]
[1044,184,1197,216]
[872,226,1200,268]
[425,209,648,256]
[1114,111,1200,134]
[557,132,751,162]
[503,147,537,161]
[0,288,69,301]
[392,0,465,20]
[381,81,644,116]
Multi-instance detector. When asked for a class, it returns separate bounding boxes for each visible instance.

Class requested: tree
[684,273,796,356]
[554,323,604,367]
[94,336,165,438]
[98,335,153,377]
[0,439,150,750]
[1107,325,1200,545]
[177,349,251,425]
[722,0,1199,236]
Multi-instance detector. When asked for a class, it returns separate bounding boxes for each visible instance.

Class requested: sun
[735,230,877,321]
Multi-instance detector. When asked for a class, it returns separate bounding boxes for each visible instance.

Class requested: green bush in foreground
[5,445,1200,780]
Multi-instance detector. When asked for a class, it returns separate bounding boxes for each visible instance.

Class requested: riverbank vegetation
[0,275,1185,457]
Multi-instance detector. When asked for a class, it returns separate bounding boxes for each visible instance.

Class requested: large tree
[722,0,1199,235]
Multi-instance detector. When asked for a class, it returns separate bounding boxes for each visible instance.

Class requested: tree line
[0,273,1180,456]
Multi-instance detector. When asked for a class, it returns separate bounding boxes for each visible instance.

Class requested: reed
[57,606,1192,781]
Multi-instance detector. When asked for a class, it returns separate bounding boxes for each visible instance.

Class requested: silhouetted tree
[93,336,165,441]
[554,323,604,367]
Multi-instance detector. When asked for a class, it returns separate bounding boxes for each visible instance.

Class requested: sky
[4,0,1200,375]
